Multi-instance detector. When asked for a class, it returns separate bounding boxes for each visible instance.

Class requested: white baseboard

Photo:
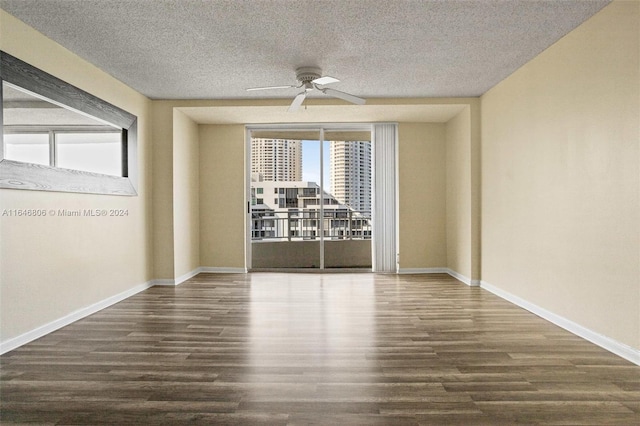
[174,267,203,285]
[480,280,640,366]
[155,267,203,286]
[152,266,247,287]
[398,268,448,274]
[397,267,481,287]
[445,268,481,287]
[151,278,178,286]
[200,267,247,274]
[0,280,154,355]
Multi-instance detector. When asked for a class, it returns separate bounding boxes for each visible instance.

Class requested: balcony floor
[251,239,372,269]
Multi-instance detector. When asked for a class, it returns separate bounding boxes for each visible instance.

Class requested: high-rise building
[329,141,372,212]
[250,180,371,241]
[251,138,302,181]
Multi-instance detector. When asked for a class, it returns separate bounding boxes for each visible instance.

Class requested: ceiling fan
[246,67,366,112]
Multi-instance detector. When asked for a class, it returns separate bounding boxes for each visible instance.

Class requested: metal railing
[251,209,371,241]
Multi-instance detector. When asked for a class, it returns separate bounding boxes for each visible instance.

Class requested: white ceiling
[1,0,610,101]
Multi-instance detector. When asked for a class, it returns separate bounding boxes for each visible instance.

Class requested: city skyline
[253,138,370,205]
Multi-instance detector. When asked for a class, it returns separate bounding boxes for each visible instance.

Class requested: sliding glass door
[249,129,321,269]
[247,125,372,271]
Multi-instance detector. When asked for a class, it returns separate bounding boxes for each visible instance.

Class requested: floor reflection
[246,273,377,400]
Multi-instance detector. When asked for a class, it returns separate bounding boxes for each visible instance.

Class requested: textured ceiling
[1,0,610,100]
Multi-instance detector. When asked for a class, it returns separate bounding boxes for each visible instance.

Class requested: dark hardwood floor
[1,273,638,425]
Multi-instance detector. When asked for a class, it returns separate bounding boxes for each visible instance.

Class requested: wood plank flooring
[1,273,638,425]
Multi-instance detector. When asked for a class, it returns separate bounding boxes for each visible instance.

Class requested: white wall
[481,1,639,350]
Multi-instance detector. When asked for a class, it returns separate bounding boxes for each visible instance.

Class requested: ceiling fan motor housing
[296,67,322,84]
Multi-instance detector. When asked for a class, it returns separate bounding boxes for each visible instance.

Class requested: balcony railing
[251,209,371,241]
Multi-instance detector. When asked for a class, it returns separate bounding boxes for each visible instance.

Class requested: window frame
[0,51,138,196]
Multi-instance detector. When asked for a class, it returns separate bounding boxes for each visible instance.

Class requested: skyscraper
[329,141,372,212]
[251,138,302,181]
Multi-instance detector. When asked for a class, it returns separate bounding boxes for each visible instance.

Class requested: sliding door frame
[245,122,392,272]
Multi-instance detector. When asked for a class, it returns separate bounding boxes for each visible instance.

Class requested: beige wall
[481,1,639,349]
[469,102,481,282]
[172,110,200,278]
[199,124,246,269]
[151,102,175,279]
[398,123,447,269]
[446,108,472,278]
[0,11,153,341]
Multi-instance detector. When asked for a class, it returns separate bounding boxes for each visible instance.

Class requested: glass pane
[323,136,372,269]
[56,132,122,176]
[3,133,50,165]
[250,132,321,269]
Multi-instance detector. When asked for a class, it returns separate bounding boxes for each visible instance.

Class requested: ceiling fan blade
[246,85,296,91]
[322,87,366,105]
[312,76,340,85]
[288,92,307,112]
